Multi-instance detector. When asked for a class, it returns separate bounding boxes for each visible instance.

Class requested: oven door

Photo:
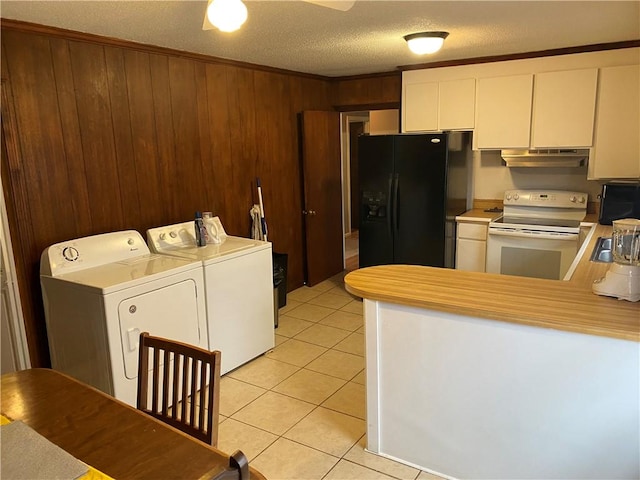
[486,228,579,280]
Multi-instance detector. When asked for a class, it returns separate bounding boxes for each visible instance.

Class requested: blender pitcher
[593,218,640,302]
[612,218,640,266]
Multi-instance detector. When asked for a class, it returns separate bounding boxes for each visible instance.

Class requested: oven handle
[488,228,579,241]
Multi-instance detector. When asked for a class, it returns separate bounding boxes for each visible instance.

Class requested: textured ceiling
[1,1,639,77]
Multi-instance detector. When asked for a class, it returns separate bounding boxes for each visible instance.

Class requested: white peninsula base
[363,299,639,480]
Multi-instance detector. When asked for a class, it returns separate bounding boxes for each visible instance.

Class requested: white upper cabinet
[475,74,533,149]
[531,68,598,148]
[589,64,640,179]
[438,78,476,130]
[475,69,598,149]
[402,48,638,161]
[403,78,475,132]
[404,82,438,131]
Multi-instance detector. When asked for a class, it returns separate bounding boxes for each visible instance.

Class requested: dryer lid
[43,254,201,295]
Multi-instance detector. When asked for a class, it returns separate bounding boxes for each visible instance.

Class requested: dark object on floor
[273,252,288,308]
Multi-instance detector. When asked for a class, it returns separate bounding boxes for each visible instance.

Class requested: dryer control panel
[41,230,150,276]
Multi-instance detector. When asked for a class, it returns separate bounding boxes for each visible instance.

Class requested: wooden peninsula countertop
[345,221,639,342]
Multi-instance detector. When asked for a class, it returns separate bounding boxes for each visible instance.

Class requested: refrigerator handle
[393,174,399,233]
[387,174,393,236]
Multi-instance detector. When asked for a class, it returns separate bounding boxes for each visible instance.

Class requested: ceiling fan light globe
[207,0,248,32]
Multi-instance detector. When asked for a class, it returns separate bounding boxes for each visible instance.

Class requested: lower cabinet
[455,221,488,272]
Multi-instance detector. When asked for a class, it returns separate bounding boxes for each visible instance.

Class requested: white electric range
[486,189,588,280]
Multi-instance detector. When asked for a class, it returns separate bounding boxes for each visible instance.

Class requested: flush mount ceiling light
[404,32,449,55]
[206,0,248,32]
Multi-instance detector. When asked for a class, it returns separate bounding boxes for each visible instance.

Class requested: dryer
[147,221,274,375]
[40,230,207,407]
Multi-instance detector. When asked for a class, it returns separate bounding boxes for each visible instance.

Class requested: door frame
[1,179,31,373]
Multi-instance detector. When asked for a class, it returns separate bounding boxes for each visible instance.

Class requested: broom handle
[257,178,268,241]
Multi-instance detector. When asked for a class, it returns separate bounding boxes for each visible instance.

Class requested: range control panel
[503,190,588,208]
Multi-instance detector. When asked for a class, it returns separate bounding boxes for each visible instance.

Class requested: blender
[593,218,640,302]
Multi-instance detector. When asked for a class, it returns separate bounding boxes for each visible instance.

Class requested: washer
[147,221,274,375]
[40,230,207,407]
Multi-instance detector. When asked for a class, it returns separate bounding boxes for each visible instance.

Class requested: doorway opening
[342,112,367,271]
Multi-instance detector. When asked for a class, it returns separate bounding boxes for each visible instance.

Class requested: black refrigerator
[358,132,471,269]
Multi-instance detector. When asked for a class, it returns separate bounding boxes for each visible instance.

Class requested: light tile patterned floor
[217,271,446,480]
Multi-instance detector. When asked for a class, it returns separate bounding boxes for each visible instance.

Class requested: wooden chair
[136,332,222,447]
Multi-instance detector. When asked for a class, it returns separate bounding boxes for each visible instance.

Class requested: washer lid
[43,254,202,294]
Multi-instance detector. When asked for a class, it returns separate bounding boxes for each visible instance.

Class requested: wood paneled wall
[0,22,401,367]
[332,74,401,110]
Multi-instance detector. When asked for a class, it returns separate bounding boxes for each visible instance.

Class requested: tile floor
[216,271,444,480]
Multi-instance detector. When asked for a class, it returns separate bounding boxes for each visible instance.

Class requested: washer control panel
[147,222,198,251]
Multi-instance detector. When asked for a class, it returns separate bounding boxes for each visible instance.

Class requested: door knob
[303,210,317,216]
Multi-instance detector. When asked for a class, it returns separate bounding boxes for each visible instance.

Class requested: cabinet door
[475,74,533,149]
[531,68,598,148]
[403,82,438,132]
[439,78,476,130]
[457,222,487,240]
[589,64,640,179]
[456,238,486,272]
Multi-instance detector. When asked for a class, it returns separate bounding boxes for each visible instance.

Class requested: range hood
[501,149,589,167]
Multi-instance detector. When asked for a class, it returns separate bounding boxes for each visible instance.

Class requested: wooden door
[300,111,343,286]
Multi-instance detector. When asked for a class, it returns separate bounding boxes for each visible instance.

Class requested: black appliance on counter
[358,132,471,268]
[598,182,640,225]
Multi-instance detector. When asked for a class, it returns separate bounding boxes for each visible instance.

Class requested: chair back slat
[181,356,189,424]
[171,353,180,421]
[198,360,207,431]
[151,348,160,413]
[161,348,170,415]
[136,332,221,447]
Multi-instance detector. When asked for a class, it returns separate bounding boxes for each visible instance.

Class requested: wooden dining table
[1,368,266,480]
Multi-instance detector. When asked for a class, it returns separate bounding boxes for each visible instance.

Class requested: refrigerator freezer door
[359,135,394,267]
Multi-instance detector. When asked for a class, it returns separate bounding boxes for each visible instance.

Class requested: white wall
[473,150,603,201]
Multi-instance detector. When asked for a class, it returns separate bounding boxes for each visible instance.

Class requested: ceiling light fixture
[404,32,449,55]
[206,0,247,32]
